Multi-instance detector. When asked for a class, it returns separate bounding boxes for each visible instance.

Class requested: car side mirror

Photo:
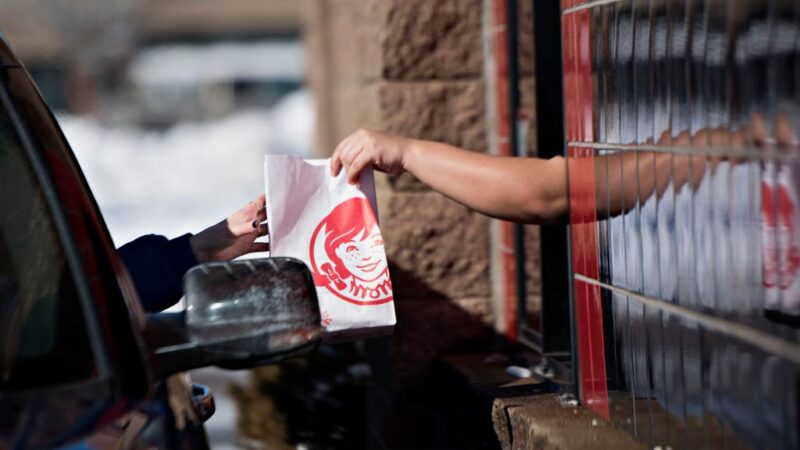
[146,257,322,378]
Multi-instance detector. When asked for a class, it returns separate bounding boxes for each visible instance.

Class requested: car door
[0,37,211,449]
[0,57,119,449]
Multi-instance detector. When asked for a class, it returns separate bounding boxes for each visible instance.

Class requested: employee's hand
[190,194,269,262]
[330,128,414,184]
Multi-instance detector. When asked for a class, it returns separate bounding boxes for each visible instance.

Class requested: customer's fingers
[245,194,265,215]
[231,218,256,238]
[251,242,270,253]
[257,223,269,237]
[253,193,266,210]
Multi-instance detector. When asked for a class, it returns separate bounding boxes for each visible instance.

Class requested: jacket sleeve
[117,233,199,312]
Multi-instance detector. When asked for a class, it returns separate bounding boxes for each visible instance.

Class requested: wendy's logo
[310,197,393,305]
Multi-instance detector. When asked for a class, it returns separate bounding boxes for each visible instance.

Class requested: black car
[0,35,322,449]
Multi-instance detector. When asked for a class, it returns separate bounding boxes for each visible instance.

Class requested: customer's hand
[330,129,414,184]
[189,194,269,262]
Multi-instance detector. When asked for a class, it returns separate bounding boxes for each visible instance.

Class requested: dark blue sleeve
[117,233,199,312]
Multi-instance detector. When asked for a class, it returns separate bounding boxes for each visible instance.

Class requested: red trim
[490,0,519,340]
[564,7,609,418]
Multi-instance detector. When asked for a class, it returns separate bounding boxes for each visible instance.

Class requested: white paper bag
[264,155,396,338]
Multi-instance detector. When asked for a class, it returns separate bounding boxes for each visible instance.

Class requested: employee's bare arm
[331,129,568,224]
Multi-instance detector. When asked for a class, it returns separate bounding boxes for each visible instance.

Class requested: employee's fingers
[336,137,358,168]
[257,223,269,237]
[332,147,350,177]
[332,132,357,176]
[347,150,371,184]
[257,207,267,222]
[340,142,365,179]
[330,150,343,176]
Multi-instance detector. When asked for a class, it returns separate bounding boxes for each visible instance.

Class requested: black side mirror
[146,257,322,378]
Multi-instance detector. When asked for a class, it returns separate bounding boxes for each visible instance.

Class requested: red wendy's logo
[309,197,393,305]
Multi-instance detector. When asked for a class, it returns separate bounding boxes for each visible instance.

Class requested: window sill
[434,352,644,450]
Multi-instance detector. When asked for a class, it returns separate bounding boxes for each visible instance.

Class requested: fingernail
[252,220,259,228]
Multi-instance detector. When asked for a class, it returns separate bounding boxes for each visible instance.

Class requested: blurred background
[0,1,313,448]
[0,0,312,244]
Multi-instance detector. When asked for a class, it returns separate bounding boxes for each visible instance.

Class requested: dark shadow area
[229,265,565,450]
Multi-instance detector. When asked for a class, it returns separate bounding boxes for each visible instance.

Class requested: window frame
[510,0,576,389]
[0,51,154,398]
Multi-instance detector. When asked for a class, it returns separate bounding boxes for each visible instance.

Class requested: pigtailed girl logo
[310,197,393,305]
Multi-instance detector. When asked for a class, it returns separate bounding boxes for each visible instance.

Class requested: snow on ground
[59,88,314,247]
[190,367,252,450]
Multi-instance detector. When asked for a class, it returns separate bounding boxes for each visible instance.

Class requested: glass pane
[0,92,97,390]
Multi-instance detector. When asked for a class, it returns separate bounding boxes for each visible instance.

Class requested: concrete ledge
[433,353,645,449]
[493,394,645,450]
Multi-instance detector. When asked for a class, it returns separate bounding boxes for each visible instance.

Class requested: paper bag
[264,155,396,339]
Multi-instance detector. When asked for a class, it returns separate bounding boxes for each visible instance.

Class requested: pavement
[190,367,252,449]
